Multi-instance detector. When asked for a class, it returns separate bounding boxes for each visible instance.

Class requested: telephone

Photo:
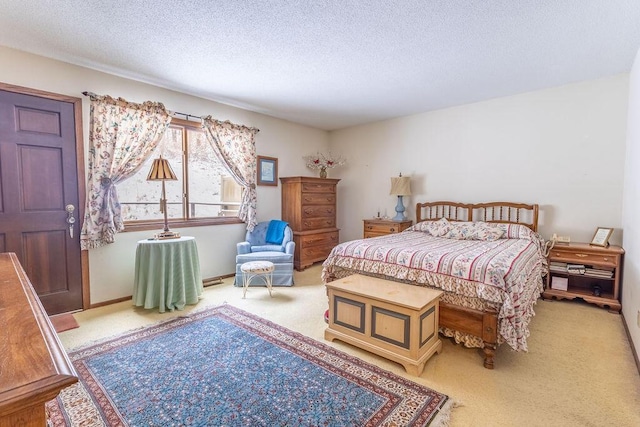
[543,234,558,257]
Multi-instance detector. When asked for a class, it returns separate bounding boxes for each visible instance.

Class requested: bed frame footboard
[439,302,498,369]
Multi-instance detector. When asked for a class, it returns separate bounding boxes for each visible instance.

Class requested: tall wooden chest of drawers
[280,176,340,271]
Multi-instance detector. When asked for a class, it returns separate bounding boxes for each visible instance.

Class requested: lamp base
[154,230,181,240]
[392,195,408,221]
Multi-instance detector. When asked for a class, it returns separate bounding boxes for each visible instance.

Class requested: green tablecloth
[133,236,203,313]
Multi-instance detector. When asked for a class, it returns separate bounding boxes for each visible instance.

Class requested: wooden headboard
[416,201,539,232]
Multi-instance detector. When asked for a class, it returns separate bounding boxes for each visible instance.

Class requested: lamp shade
[147,156,178,181]
[390,176,411,196]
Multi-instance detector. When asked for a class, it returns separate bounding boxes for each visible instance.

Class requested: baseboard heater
[203,276,223,287]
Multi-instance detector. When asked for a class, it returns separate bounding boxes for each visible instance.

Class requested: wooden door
[0,85,85,315]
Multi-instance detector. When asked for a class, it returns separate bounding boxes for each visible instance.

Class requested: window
[117,118,242,230]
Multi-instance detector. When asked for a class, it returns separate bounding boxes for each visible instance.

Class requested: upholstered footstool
[235,251,294,286]
[240,261,275,298]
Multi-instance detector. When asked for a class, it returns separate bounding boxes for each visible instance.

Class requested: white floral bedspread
[322,223,546,352]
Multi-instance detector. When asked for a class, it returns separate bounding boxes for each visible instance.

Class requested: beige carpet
[59,265,640,427]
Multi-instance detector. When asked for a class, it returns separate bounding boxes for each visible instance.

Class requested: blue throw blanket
[265,220,288,244]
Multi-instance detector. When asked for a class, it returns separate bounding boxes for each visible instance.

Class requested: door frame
[0,82,90,310]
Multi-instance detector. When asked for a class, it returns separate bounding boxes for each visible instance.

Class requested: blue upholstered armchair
[235,221,295,286]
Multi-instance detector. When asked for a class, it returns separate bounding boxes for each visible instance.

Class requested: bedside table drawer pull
[574,254,588,258]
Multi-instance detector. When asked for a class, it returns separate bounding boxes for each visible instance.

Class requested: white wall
[329,75,629,244]
[0,46,329,304]
[622,47,640,358]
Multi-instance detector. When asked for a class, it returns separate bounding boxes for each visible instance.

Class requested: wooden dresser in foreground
[543,242,624,313]
[0,252,77,427]
[363,218,412,238]
[280,176,340,271]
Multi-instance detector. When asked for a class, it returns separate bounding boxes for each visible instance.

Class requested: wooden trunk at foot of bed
[439,302,498,369]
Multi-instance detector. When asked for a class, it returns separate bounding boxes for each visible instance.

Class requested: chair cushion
[236,251,293,264]
[251,244,285,253]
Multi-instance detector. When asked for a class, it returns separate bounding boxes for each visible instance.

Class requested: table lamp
[390,173,411,221]
[147,156,180,239]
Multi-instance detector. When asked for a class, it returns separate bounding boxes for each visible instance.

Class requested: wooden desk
[0,252,77,426]
[133,236,203,313]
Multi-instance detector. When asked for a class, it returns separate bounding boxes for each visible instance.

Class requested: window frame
[122,117,243,233]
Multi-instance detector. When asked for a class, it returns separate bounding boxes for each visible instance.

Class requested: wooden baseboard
[621,311,640,376]
[90,296,132,309]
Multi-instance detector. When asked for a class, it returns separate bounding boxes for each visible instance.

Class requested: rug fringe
[430,398,459,427]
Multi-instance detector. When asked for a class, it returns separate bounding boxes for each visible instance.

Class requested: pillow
[443,221,504,241]
[496,223,536,240]
[409,218,451,237]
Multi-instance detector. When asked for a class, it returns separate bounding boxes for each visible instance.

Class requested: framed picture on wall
[257,155,278,186]
[590,227,613,247]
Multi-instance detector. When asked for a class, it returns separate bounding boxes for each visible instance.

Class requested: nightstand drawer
[365,223,400,233]
[549,250,618,268]
[362,219,412,238]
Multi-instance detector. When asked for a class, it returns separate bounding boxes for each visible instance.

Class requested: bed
[321,201,546,369]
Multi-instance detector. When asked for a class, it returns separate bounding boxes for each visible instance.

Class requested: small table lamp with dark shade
[147,156,180,239]
[390,173,411,221]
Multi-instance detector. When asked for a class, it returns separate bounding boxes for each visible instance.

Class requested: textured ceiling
[0,0,639,130]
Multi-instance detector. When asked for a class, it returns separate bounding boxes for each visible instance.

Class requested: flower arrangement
[303,151,346,178]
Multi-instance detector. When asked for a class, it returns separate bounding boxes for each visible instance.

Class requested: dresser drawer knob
[390,228,396,232]
[603,257,609,261]
[575,254,588,258]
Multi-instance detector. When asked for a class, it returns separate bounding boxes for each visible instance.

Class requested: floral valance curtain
[201,117,259,231]
[80,95,172,250]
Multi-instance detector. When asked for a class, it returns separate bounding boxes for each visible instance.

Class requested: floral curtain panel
[201,117,259,231]
[80,95,172,250]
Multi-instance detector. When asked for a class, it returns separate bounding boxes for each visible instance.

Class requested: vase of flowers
[303,151,346,178]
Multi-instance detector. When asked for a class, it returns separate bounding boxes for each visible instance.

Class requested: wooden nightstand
[542,242,624,313]
[363,218,412,238]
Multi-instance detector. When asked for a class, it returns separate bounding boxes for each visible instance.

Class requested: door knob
[66,204,76,238]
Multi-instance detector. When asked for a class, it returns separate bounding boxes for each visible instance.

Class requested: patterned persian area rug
[46,304,453,426]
